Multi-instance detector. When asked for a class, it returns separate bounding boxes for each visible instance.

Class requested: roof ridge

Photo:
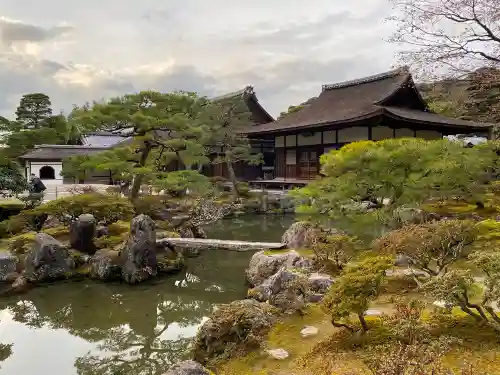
[35,144,110,149]
[212,86,255,101]
[322,66,410,91]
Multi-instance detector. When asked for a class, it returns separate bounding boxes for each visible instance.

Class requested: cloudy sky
[0,0,401,119]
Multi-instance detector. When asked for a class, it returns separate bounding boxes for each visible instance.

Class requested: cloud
[0,16,73,48]
[0,0,401,119]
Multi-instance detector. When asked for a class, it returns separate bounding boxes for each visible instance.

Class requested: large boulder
[162,361,210,375]
[69,214,97,254]
[120,214,158,284]
[246,250,312,286]
[281,221,321,249]
[0,253,18,282]
[193,299,278,364]
[89,249,122,280]
[24,233,75,282]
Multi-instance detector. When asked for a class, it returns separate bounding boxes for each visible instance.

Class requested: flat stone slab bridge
[157,238,286,252]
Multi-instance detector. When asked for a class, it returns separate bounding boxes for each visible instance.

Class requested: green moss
[0,199,25,209]
[42,225,69,238]
[5,231,37,254]
[262,249,288,256]
[107,221,130,235]
[422,201,478,215]
[95,235,127,249]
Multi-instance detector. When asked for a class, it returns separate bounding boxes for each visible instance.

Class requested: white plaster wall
[323,130,336,144]
[284,135,296,146]
[395,128,414,138]
[275,136,285,147]
[372,126,394,141]
[338,127,369,143]
[28,162,64,185]
[297,132,321,146]
[416,130,442,140]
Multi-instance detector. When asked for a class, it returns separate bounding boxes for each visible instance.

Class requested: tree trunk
[130,145,151,200]
[358,313,369,332]
[226,160,239,196]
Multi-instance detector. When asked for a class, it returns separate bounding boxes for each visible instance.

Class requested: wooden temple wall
[271,125,444,180]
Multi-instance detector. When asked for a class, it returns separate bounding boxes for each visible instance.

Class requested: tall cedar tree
[202,96,262,195]
[15,93,53,128]
[67,91,210,199]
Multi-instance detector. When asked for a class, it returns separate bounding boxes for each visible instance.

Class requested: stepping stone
[267,348,289,360]
[300,326,318,338]
[365,309,382,316]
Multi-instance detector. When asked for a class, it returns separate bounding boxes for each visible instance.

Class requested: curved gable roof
[212,86,274,125]
[247,67,411,134]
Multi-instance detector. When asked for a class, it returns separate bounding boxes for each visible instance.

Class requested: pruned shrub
[155,170,212,197]
[373,219,477,276]
[26,193,134,225]
[312,234,363,272]
[322,256,393,333]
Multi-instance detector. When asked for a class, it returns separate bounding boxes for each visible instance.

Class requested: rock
[246,250,311,286]
[89,249,122,280]
[24,233,75,282]
[267,348,289,360]
[252,267,310,314]
[0,253,18,282]
[96,225,109,238]
[121,214,158,284]
[11,275,28,293]
[69,214,97,254]
[300,326,319,338]
[281,221,321,249]
[193,299,278,364]
[394,254,414,267]
[162,360,211,375]
[308,273,334,294]
[308,294,324,303]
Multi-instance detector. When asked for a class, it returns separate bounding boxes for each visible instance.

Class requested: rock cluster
[246,250,334,313]
[0,214,186,295]
[192,299,278,364]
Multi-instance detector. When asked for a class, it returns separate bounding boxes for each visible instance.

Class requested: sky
[0,0,401,119]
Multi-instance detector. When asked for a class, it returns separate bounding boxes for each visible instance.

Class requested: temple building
[244,66,492,185]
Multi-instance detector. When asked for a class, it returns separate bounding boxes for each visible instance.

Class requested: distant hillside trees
[389,0,500,130]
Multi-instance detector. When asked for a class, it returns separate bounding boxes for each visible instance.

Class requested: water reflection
[0,215,294,375]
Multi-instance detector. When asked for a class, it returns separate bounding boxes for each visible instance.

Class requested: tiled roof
[212,86,274,125]
[245,67,492,135]
[19,145,110,160]
[383,107,492,129]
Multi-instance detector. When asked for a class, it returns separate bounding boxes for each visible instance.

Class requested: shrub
[312,234,363,272]
[6,232,37,254]
[236,181,251,197]
[0,214,32,238]
[373,219,477,276]
[107,221,130,235]
[132,195,170,218]
[0,200,25,221]
[27,193,134,225]
[155,170,212,197]
[322,256,393,333]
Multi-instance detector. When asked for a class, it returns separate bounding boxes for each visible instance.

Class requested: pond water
[0,215,295,375]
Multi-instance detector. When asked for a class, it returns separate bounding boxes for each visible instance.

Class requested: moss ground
[217,277,500,375]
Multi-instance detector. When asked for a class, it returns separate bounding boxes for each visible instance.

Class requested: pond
[0,215,295,375]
